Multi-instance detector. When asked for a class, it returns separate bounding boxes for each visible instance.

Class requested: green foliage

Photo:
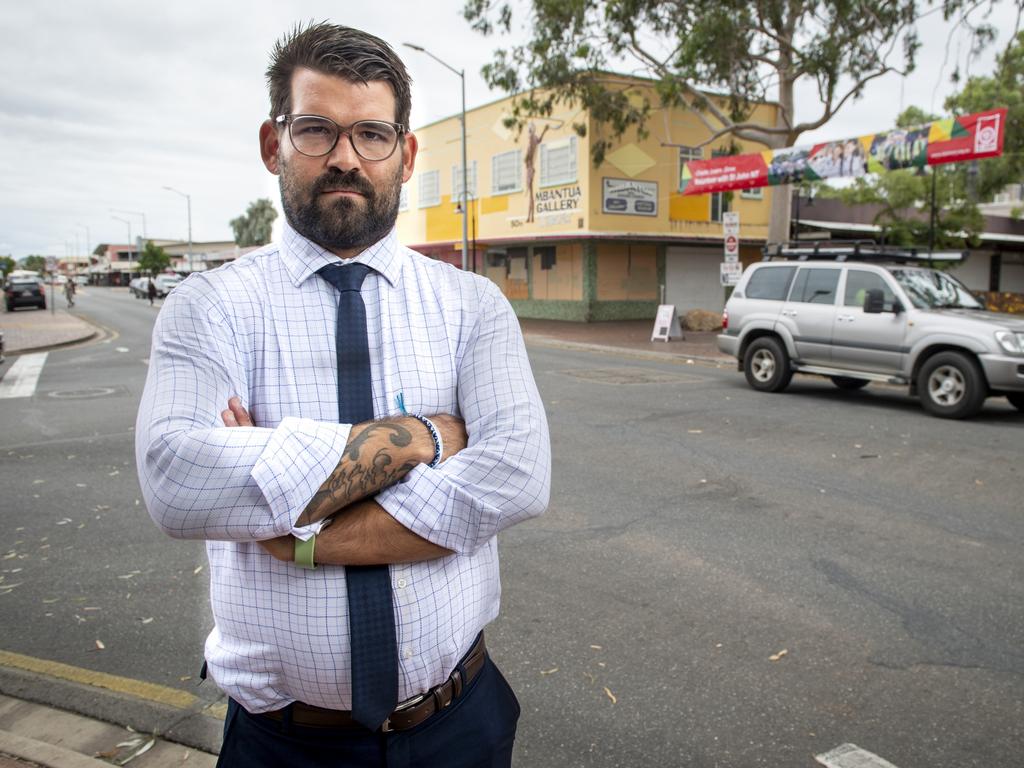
[464,0,981,162]
[230,198,278,247]
[0,256,15,278]
[21,255,47,273]
[895,106,939,129]
[138,241,171,276]
[823,167,984,248]
[944,30,1024,201]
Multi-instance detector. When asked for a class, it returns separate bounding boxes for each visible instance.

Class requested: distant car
[129,277,148,298]
[153,274,182,297]
[5,276,46,311]
[52,275,67,285]
[74,276,89,286]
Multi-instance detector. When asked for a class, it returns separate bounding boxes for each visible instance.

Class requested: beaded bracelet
[395,393,444,468]
[409,414,443,468]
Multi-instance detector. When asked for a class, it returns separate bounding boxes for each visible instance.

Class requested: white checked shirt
[135,223,550,713]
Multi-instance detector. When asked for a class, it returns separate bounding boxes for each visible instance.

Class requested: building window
[418,170,440,208]
[536,246,556,270]
[491,150,522,194]
[710,192,730,222]
[451,161,478,203]
[540,136,578,187]
[399,185,409,212]
[740,187,763,200]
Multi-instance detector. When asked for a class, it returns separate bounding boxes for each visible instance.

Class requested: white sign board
[602,178,658,217]
[650,304,682,342]
[45,256,57,272]
[723,211,740,262]
[720,262,743,287]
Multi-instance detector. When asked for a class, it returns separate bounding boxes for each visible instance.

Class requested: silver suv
[717,244,1024,419]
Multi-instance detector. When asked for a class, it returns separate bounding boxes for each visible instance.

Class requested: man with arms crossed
[135,22,550,767]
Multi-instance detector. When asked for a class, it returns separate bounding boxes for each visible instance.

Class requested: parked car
[74,275,89,286]
[717,243,1024,419]
[129,277,152,299]
[153,274,182,297]
[4,275,46,311]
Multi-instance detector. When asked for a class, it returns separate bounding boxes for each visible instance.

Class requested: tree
[21,255,47,274]
[464,0,995,241]
[0,256,14,279]
[944,29,1024,204]
[230,198,278,247]
[138,241,171,276]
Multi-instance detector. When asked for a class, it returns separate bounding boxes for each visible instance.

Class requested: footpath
[0,299,728,766]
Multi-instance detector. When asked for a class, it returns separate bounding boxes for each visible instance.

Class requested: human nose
[325,128,362,171]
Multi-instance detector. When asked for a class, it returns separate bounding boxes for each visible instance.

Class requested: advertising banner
[679,108,1007,196]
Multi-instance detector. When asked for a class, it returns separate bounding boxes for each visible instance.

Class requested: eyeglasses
[275,114,406,161]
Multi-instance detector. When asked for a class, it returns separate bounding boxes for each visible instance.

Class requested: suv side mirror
[864,289,885,314]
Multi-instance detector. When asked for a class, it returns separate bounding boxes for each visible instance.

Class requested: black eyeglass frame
[274,114,407,161]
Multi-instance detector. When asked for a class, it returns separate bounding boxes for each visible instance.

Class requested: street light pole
[403,43,470,272]
[163,186,193,273]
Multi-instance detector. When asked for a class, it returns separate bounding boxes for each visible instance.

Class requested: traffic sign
[720,262,742,287]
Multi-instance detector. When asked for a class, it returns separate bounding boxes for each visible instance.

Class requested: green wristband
[294,535,316,569]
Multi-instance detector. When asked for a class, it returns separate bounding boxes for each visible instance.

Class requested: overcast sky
[1,0,1020,259]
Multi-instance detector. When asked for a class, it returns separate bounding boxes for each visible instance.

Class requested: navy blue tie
[317,263,398,731]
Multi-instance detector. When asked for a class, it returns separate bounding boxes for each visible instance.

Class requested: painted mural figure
[524,122,550,223]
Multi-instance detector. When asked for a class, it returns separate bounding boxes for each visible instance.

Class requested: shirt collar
[279,220,403,288]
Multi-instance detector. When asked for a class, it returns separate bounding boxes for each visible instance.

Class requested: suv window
[789,267,839,304]
[745,266,796,300]
[844,270,896,310]
[889,267,983,310]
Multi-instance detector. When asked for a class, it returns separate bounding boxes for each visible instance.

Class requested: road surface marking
[0,353,47,399]
[816,743,901,768]
[0,649,213,713]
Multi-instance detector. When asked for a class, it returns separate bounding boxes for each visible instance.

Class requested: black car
[5,277,46,311]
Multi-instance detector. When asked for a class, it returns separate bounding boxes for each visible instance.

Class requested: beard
[279,156,403,253]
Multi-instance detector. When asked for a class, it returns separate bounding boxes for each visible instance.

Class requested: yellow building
[396,76,779,321]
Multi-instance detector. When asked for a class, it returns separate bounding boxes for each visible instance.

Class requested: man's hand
[221,396,253,427]
[259,535,294,562]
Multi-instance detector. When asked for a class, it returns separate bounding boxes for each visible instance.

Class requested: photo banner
[679,108,1008,196]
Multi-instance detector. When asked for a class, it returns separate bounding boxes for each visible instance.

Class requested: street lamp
[76,224,91,282]
[403,43,470,272]
[163,186,193,273]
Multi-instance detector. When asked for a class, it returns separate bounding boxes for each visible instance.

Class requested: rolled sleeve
[252,416,351,538]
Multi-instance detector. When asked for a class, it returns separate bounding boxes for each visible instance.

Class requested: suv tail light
[722,308,728,330]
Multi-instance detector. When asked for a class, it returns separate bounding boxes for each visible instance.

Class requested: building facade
[396,78,780,321]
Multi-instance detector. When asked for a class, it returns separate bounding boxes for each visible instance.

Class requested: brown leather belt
[261,632,487,733]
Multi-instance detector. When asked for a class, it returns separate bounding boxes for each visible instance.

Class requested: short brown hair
[266,21,412,127]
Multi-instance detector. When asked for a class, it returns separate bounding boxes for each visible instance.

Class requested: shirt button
[403,647,414,659]
[397,578,407,589]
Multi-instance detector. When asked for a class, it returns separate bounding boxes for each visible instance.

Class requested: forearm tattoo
[299,421,418,526]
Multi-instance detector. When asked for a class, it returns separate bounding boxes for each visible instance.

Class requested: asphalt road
[1,286,1022,767]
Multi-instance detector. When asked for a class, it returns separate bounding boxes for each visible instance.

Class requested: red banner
[679,108,1008,196]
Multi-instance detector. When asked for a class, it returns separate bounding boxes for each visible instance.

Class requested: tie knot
[317,262,372,292]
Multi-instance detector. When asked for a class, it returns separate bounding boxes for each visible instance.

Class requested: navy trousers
[215,657,520,768]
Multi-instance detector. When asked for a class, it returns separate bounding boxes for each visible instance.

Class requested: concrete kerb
[0,312,105,358]
[524,334,733,368]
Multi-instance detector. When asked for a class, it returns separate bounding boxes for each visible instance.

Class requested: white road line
[0,353,49,399]
[816,743,901,768]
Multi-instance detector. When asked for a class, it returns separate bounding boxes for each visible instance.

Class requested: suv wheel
[918,351,986,419]
[743,337,793,393]
[1006,393,1024,413]
[831,376,869,390]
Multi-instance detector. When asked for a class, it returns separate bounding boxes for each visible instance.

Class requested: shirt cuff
[250,416,351,537]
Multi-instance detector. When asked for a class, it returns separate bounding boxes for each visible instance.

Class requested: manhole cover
[559,369,703,385]
[48,387,119,399]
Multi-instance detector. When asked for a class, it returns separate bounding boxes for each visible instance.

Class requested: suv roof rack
[761,241,967,264]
